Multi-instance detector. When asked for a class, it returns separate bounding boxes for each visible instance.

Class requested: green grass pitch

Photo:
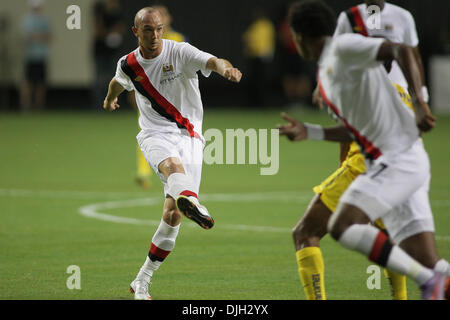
[0,108,449,300]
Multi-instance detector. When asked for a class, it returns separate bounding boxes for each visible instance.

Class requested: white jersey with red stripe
[334,2,419,90]
[114,39,215,141]
[318,34,419,159]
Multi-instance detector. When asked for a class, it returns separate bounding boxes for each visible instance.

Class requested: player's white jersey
[115,39,215,141]
[334,2,419,90]
[318,34,419,159]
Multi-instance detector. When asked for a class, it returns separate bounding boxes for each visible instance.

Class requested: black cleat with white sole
[176,195,214,229]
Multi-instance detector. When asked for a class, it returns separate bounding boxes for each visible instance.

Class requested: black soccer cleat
[176,195,214,229]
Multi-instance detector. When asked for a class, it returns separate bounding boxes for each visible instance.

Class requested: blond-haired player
[104,7,242,300]
[134,5,187,189]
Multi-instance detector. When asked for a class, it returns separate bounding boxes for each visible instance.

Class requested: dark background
[4,0,450,110]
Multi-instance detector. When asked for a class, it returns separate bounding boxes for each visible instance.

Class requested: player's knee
[159,158,184,178]
[292,220,319,248]
[328,203,369,240]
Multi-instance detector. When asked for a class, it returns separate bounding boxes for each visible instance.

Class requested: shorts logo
[134,76,143,82]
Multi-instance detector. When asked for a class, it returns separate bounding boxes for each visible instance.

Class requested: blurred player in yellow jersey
[292,0,430,300]
[133,5,187,188]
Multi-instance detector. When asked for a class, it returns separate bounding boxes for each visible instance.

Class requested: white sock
[434,259,450,276]
[167,172,197,199]
[137,219,180,282]
[137,256,160,283]
[338,224,434,285]
[386,246,434,286]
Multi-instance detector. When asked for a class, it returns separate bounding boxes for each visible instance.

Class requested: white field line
[2,187,450,207]
[0,188,150,199]
[0,188,448,240]
[77,196,450,241]
[77,194,308,233]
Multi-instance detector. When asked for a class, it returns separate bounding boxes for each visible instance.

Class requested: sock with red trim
[338,224,434,286]
[167,172,197,199]
[137,219,180,282]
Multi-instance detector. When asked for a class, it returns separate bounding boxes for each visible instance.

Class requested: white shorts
[137,130,205,197]
[339,139,435,244]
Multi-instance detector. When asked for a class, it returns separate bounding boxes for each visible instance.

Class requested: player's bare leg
[399,232,440,268]
[292,194,331,300]
[329,203,446,300]
[293,194,331,250]
[158,157,214,229]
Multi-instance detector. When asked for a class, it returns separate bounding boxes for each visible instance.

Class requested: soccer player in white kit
[290,0,430,300]
[333,0,430,299]
[334,0,428,96]
[103,7,242,300]
[278,0,449,299]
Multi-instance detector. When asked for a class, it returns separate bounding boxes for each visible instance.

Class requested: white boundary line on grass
[78,193,310,233]
[77,194,450,241]
[1,188,449,241]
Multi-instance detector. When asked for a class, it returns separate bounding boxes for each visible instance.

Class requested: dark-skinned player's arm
[376,41,436,132]
[412,46,428,101]
[276,112,353,143]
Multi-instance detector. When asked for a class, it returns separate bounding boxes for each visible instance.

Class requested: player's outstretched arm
[376,41,436,132]
[104,78,125,112]
[206,57,242,83]
[277,112,353,142]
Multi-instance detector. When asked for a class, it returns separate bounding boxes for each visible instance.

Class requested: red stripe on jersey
[126,52,201,139]
[351,6,368,37]
[180,190,198,199]
[149,243,171,259]
[369,231,387,262]
[318,78,382,160]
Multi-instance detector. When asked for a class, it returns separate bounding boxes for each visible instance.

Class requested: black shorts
[25,61,47,84]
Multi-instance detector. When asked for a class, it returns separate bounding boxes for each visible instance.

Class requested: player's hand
[103,97,120,112]
[312,85,324,109]
[224,67,242,83]
[276,112,307,141]
[417,111,436,132]
[414,99,436,132]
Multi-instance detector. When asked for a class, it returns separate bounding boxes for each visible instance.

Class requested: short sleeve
[179,42,216,77]
[333,11,353,37]
[403,11,419,47]
[336,33,385,68]
[114,57,134,92]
